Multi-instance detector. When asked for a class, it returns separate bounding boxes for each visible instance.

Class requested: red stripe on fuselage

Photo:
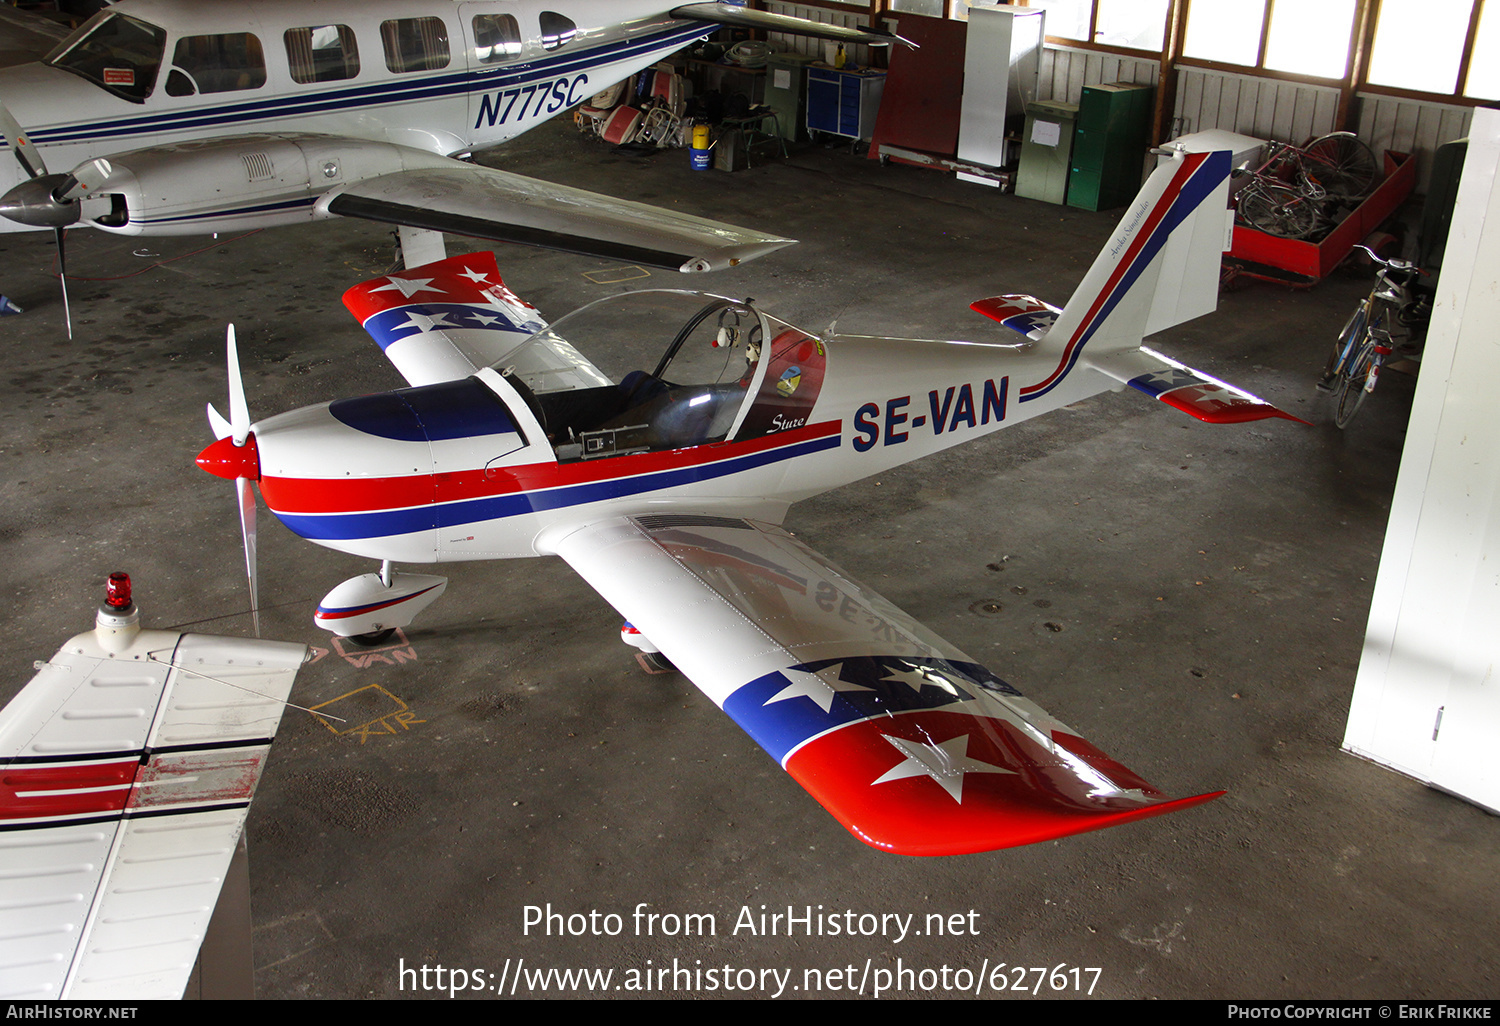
[1020,153,1207,399]
[259,419,842,515]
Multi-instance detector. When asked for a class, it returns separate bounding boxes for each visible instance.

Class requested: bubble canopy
[492,291,809,462]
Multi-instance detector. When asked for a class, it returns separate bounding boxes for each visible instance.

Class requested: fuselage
[0,0,711,233]
[212,323,1110,566]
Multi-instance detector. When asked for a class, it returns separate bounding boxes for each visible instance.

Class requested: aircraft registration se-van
[0,0,900,271]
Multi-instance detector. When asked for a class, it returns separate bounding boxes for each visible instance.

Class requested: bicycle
[1233,132,1379,240]
[1317,245,1432,428]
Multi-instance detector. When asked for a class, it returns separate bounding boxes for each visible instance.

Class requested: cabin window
[44,12,166,102]
[167,33,267,94]
[539,13,578,52]
[381,17,451,73]
[285,25,360,84]
[473,14,523,63]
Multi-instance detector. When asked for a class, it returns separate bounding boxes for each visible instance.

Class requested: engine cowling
[76,134,451,235]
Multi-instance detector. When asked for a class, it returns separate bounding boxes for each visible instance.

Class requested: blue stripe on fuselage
[271,432,842,542]
[22,23,711,149]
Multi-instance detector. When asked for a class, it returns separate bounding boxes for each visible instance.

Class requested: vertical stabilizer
[1020,150,1232,405]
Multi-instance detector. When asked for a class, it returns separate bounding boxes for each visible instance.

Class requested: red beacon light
[104,572,133,611]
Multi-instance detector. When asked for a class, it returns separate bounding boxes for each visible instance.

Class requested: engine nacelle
[78,134,453,236]
[314,572,448,639]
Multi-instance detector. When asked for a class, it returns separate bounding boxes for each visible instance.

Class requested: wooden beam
[1151,0,1190,144]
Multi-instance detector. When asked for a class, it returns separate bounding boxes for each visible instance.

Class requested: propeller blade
[226,324,250,446]
[206,402,232,440]
[236,475,260,638]
[0,104,46,179]
[54,226,71,340]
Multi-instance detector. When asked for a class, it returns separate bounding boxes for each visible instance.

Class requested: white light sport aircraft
[196,149,1303,858]
[0,0,904,283]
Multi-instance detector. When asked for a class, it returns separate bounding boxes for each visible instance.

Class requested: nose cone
[196,433,261,480]
[0,173,79,227]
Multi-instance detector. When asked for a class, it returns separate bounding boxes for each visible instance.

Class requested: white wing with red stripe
[547,514,1220,856]
[0,629,306,999]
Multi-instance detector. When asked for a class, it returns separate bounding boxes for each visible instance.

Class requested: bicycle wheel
[1301,133,1378,202]
[1319,301,1368,392]
[1238,183,1319,238]
[1334,339,1375,429]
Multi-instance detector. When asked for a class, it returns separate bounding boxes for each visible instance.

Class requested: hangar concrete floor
[1,120,1493,1002]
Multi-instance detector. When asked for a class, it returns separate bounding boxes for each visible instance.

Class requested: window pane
[1367,0,1468,94]
[171,33,266,93]
[1029,0,1091,41]
[1094,0,1168,51]
[284,25,359,84]
[539,12,577,52]
[473,14,522,63]
[1183,0,1266,66]
[890,0,945,16]
[381,17,451,73]
[1465,2,1500,99]
[1264,0,1354,78]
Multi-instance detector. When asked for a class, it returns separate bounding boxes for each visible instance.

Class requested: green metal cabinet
[1016,100,1078,205]
[1067,82,1154,211]
[764,53,821,143]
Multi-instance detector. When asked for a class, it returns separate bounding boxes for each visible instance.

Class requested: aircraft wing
[550,514,1221,856]
[321,164,796,273]
[0,628,307,998]
[672,4,915,48]
[0,4,69,69]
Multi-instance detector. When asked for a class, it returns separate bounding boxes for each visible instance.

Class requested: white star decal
[370,276,445,299]
[457,266,492,285]
[881,662,962,696]
[467,311,503,326]
[763,664,871,713]
[392,310,458,334]
[872,733,1013,803]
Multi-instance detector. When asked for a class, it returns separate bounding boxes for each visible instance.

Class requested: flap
[550,514,1220,856]
[322,164,796,273]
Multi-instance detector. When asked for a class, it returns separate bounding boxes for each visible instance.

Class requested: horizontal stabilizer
[970,294,1060,342]
[322,164,796,273]
[1087,346,1309,425]
[552,515,1222,856]
[671,3,915,47]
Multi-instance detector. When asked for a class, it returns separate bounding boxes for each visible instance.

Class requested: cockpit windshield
[45,12,166,103]
[492,291,781,462]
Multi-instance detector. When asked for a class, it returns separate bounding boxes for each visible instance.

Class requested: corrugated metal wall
[1036,45,1158,102]
[764,1,877,66]
[1354,93,1471,190]
[1171,68,1340,143]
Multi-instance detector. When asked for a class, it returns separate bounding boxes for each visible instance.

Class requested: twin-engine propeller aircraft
[0,0,905,295]
[197,149,1303,857]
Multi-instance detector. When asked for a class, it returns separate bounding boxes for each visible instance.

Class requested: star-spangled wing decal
[1086,345,1309,425]
[342,252,611,392]
[551,514,1223,856]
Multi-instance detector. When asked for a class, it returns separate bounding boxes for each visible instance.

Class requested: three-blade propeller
[204,325,260,636]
